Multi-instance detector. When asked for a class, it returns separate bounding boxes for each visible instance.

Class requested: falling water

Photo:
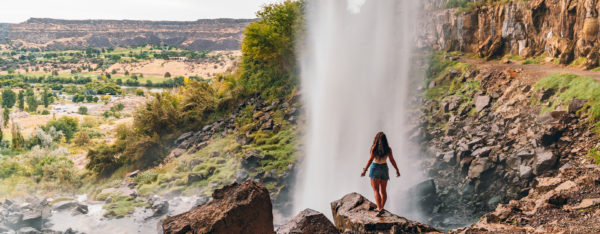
[294,0,425,220]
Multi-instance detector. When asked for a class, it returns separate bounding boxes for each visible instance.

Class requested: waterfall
[294,0,425,220]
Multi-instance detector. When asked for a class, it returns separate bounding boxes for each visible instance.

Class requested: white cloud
[0,0,280,23]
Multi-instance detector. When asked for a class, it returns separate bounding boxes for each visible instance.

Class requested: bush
[45,116,78,141]
[134,92,182,135]
[180,81,216,125]
[86,144,123,177]
[73,132,90,146]
[78,106,88,115]
[0,160,28,179]
[31,154,77,184]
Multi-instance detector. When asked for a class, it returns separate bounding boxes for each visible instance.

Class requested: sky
[0,0,281,23]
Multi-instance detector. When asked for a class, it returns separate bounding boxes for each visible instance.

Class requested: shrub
[86,144,123,177]
[32,154,77,184]
[73,132,90,146]
[0,160,27,179]
[45,116,78,141]
[134,92,182,135]
[180,81,216,125]
[78,106,88,115]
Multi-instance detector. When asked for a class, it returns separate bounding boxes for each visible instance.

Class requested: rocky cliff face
[0,18,253,50]
[420,0,600,68]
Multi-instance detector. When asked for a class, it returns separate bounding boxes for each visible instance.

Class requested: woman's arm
[388,149,401,177]
[361,150,375,177]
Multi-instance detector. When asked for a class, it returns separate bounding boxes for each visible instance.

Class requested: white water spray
[294,0,425,219]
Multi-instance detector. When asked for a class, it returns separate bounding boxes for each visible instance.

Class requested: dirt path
[461,57,600,83]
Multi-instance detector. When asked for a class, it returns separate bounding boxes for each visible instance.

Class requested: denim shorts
[369,163,389,180]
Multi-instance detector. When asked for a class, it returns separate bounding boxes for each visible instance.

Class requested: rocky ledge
[330,193,440,234]
[162,180,274,234]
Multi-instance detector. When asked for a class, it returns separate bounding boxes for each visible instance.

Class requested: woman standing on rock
[361,132,401,217]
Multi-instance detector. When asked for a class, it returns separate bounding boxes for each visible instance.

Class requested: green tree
[17,91,24,111]
[1,89,16,108]
[42,89,50,108]
[26,95,38,112]
[164,72,171,78]
[239,0,303,97]
[2,108,9,128]
[11,123,24,149]
[45,116,78,141]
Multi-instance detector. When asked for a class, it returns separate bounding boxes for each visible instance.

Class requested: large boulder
[533,150,558,175]
[330,193,440,233]
[474,95,491,112]
[467,157,492,179]
[276,208,339,234]
[162,180,274,234]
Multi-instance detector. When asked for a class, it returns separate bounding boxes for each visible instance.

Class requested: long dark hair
[371,132,391,158]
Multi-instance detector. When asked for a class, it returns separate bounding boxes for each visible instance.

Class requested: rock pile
[417,67,596,228]
[451,164,600,233]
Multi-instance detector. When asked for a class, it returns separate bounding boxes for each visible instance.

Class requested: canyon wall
[0,18,254,50]
[420,0,600,68]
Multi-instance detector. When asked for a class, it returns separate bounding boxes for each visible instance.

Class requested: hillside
[0,18,254,50]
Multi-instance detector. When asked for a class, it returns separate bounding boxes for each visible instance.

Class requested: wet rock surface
[162,180,275,234]
[330,193,440,234]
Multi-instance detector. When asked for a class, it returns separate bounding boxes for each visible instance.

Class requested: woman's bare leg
[379,179,388,210]
[370,179,382,211]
